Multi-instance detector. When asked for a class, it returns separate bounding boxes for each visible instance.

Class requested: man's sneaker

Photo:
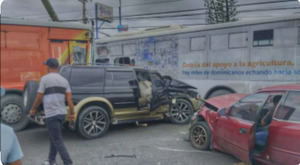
[42,160,57,165]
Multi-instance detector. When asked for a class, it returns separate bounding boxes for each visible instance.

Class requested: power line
[123,7,300,19]
[114,0,298,18]
[56,6,300,22]
[237,0,296,7]
[106,0,297,19]
[17,0,297,19]
[98,23,207,30]
[123,0,182,7]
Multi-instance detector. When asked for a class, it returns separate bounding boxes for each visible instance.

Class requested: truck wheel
[78,106,110,139]
[169,99,193,124]
[23,81,39,113]
[189,122,211,150]
[1,94,29,131]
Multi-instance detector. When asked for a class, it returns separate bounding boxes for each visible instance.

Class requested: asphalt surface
[17,121,239,165]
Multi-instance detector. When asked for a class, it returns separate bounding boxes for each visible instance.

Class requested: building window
[210,34,228,50]
[229,32,248,49]
[109,43,122,57]
[123,43,137,56]
[274,28,297,46]
[105,71,134,87]
[190,36,206,51]
[253,29,273,47]
[70,67,104,87]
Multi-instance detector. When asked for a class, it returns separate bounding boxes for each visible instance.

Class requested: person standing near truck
[29,58,75,165]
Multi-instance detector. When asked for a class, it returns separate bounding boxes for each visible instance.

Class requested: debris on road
[135,121,148,127]
[104,154,137,159]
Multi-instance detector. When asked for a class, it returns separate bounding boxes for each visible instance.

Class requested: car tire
[189,121,211,150]
[169,99,193,124]
[23,81,39,113]
[1,94,29,131]
[78,106,110,139]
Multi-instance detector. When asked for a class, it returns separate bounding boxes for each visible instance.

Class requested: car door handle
[239,128,247,134]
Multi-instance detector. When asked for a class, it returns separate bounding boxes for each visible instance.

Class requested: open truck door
[149,74,170,111]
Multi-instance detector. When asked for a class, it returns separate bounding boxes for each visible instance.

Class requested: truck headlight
[172,98,176,104]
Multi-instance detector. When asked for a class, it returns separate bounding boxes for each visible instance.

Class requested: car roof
[258,84,300,92]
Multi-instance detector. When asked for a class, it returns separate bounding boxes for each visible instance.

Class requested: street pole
[82,0,87,24]
[0,0,5,62]
[95,3,98,39]
[225,0,229,22]
[119,0,122,26]
[41,0,59,21]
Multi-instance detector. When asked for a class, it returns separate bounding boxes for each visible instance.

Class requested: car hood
[170,79,197,89]
[203,93,247,109]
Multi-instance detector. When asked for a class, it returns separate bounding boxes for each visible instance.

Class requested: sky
[1,0,300,37]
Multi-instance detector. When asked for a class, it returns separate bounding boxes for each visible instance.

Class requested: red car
[189,84,300,165]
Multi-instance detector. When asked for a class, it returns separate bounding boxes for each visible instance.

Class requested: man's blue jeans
[46,115,72,165]
[255,127,268,147]
[249,127,269,164]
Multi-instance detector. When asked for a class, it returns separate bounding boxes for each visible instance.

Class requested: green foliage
[203,0,238,24]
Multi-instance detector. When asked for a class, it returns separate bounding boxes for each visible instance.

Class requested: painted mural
[96,36,179,77]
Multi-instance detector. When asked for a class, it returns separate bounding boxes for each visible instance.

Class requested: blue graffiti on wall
[137,36,179,70]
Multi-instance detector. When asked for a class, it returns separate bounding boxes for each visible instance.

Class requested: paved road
[17,121,239,165]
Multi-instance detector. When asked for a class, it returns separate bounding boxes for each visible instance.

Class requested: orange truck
[0,18,91,131]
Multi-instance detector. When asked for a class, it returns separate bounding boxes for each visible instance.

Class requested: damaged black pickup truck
[23,65,201,139]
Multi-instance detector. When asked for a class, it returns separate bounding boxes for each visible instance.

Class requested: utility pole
[225,0,229,22]
[82,0,87,24]
[41,0,59,21]
[119,0,122,26]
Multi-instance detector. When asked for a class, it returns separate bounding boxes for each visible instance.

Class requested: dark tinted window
[253,29,273,47]
[105,71,134,87]
[275,91,300,122]
[70,67,104,87]
[229,93,269,122]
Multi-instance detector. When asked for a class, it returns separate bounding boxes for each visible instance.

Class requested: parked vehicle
[0,18,91,131]
[24,65,201,139]
[189,84,300,165]
[95,14,300,99]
